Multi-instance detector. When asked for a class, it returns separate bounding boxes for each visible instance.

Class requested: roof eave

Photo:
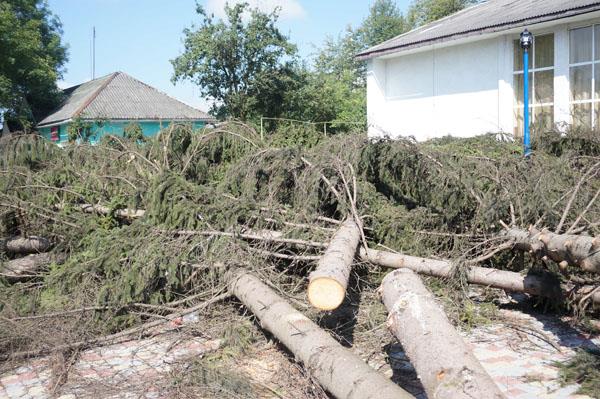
[356,3,600,61]
[36,119,72,128]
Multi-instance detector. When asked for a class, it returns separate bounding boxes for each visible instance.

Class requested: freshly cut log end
[308,216,361,311]
[381,269,505,399]
[307,277,345,311]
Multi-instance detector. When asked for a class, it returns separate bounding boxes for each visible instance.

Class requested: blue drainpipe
[520,29,533,157]
[523,48,531,156]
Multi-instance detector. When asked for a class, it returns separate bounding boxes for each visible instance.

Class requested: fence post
[260,117,264,141]
[323,122,327,137]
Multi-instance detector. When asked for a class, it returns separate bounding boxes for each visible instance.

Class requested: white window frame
[568,24,600,129]
[512,34,555,133]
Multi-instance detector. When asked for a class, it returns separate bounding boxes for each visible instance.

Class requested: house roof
[38,72,213,127]
[356,0,600,60]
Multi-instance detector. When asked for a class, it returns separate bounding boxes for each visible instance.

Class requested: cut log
[56,203,145,219]
[381,269,505,399]
[227,269,413,399]
[2,236,51,254]
[1,253,66,279]
[505,227,600,273]
[360,248,600,305]
[308,216,362,310]
[79,204,145,219]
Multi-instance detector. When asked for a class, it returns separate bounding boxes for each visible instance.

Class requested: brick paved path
[1,307,598,398]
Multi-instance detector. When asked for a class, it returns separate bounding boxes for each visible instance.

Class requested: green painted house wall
[38,120,208,145]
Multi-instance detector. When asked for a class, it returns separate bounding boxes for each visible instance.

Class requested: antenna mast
[92,26,96,79]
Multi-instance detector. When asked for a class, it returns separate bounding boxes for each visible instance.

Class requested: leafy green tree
[171,2,297,120]
[293,0,406,131]
[0,0,68,131]
[357,0,409,48]
[407,0,479,27]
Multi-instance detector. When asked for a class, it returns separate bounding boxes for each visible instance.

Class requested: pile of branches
[0,122,599,397]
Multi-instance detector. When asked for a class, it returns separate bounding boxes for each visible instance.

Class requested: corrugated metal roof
[356,0,600,60]
[38,72,213,126]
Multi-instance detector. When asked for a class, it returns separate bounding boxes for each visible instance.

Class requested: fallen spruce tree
[381,268,504,398]
[0,252,66,280]
[308,216,362,310]
[504,227,600,273]
[228,268,414,399]
[1,124,599,395]
[1,236,51,254]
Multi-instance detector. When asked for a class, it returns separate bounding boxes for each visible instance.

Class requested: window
[513,34,555,136]
[569,25,600,130]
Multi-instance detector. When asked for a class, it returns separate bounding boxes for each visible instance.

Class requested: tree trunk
[77,204,145,218]
[308,216,362,310]
[2,236,51,254]
[360,248,600,305]
[505,227,600,273]
[227,269,413,399]
[381,269,505,399]
[1,253,66,279]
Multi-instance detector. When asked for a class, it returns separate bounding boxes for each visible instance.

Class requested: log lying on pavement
[381,269,505,399]
[228,269,413,399]
[504,227,600,273]
[308,216,362,310]
[360,248,600,305]
[2,236,51,254]
[1,253,66,279]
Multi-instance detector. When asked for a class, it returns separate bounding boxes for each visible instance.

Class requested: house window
[513,34,555,136]
[569,25,600,130]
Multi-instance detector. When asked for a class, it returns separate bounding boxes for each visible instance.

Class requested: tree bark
[2,236,51,254]
[227,269,413,399]
[504,227,600,273]
[1,253,66,279]
[78,204,145,219]
[308,216,362,310]
[360,248,600,305]
[381,269,505,399]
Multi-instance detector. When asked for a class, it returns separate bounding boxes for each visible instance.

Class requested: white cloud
[205,0,306,20]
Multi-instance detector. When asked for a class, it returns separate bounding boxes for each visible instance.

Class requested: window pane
[596,64,600,99]
[514,73,532,106]
[570,26,593,63]
[533,105,554,131]
[572,103,592,129]
[535,70,554,104]
[535,34,554,68]
[570,65,592,100]
[595,102,600,131]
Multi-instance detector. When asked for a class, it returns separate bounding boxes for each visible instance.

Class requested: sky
[47,0,412,112]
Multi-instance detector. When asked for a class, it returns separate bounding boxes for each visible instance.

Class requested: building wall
[365,17,599,141]
[367,36,514,140]
[38,120,207,145]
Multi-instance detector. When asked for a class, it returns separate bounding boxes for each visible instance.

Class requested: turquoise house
[37,72,214,144]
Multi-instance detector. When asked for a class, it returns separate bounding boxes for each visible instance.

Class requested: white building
[357,0,600,140]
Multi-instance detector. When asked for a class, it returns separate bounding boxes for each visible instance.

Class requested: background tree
[407,0,479,27]
[292,0,407,130]
[171,2,297,121]
[357,0,409,48]
[0,0,67,131]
